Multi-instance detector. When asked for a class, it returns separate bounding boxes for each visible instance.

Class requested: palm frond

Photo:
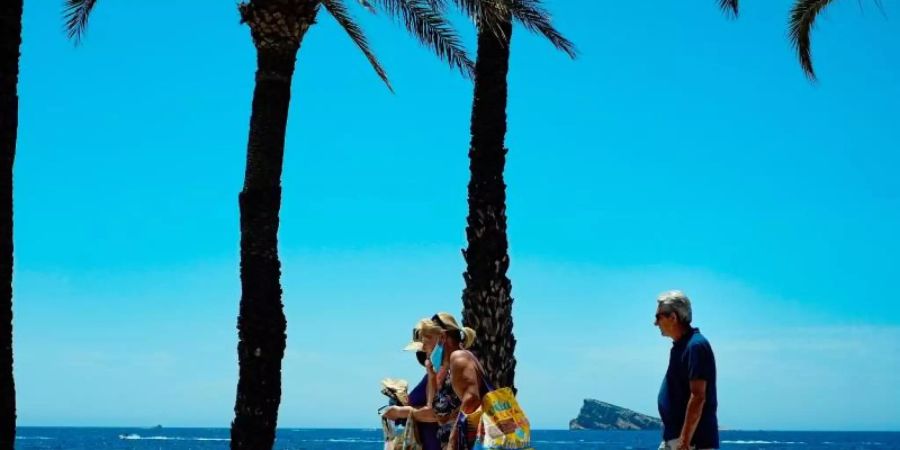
[789,0,836,80]
[371,0,475,77]
[424,0,450,11]
[449,0,491,24]
[451,0,510,41]
[323,0,394,92]
[508,0,576,58]
[63,0,98,43]
[358,0,377,14]
[718,0,739,17]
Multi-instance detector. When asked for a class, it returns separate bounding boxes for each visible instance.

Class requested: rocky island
[569,399,662,431]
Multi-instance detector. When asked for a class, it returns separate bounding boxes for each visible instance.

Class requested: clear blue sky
[13,0,900,431]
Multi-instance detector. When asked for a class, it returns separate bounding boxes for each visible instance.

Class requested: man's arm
[678,379,707,449]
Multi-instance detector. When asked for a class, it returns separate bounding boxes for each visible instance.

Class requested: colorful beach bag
[472,386,533,450]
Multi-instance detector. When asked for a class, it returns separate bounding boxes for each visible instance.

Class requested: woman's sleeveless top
[431,362,491,448]
[432,370,462,418]
[433,370,462,445]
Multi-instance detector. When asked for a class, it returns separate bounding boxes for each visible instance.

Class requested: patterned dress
[431,371,462,447]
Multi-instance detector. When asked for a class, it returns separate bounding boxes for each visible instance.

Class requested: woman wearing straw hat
[383,313,487,450]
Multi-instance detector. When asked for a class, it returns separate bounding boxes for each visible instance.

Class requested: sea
[13,428,900,450]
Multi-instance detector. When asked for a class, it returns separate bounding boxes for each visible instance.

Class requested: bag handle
[402,412,419,447]
[382,416,397,440]
[467,353,495,394]
[454,349,494,392]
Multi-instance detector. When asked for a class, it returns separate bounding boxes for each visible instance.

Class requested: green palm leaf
[789,0,836,80]
[62,0,98,43]
[323,0,394,91]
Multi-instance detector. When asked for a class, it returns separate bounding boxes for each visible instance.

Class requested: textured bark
[460,18,516,392]
[0,1,20,448]
[231,2,317,449]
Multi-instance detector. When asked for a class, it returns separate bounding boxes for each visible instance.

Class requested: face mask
[430,342,444,372]
[415,351,427,367]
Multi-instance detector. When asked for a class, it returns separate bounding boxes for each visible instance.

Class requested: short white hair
[657,290,692,324]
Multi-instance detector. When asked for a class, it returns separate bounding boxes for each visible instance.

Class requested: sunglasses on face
[655,311,673,321]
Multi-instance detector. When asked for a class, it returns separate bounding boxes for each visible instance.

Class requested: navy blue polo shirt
[658,328,718,449]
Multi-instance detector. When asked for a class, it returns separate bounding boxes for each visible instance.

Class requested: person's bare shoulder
[449,349,476,371]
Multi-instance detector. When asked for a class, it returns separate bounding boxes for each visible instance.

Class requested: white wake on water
[118,434,229,441]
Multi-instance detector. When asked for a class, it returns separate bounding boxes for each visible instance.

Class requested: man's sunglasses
[655,311,673,321]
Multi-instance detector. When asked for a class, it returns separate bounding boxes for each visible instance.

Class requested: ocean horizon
[14,426,900,449]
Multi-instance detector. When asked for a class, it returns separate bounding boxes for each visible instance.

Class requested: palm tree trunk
[0,1,21,447]
[231,2,317,449]
[461,17,516,392]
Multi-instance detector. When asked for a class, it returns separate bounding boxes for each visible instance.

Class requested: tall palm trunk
[231,2,317,449]
[460,16,516,392]
[0,1,21,447]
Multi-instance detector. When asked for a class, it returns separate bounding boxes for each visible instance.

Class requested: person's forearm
[411,406,438,423]
[679,394,705,445]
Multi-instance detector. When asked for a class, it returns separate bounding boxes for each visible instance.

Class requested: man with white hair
[654,290,718,450]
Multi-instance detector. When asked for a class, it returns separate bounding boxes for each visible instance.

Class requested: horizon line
[15,425,900,433]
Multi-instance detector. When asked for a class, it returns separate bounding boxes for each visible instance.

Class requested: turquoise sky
[13,0,900,431]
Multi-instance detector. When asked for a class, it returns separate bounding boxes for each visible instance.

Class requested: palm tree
[453,0,574,394]
[228,4,471,447]
[456,0,738,392]
[0,1,22,447]
[64,1,473,449]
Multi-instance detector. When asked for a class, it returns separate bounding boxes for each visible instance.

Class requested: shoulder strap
[466,351,495,394]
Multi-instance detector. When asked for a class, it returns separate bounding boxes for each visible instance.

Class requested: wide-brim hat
[404,340,427,367]
[403,341,423,352]
[404,319,427,352]
[380,378,410,406]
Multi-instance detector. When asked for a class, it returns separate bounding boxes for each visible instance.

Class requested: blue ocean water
[14,427,900,450]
